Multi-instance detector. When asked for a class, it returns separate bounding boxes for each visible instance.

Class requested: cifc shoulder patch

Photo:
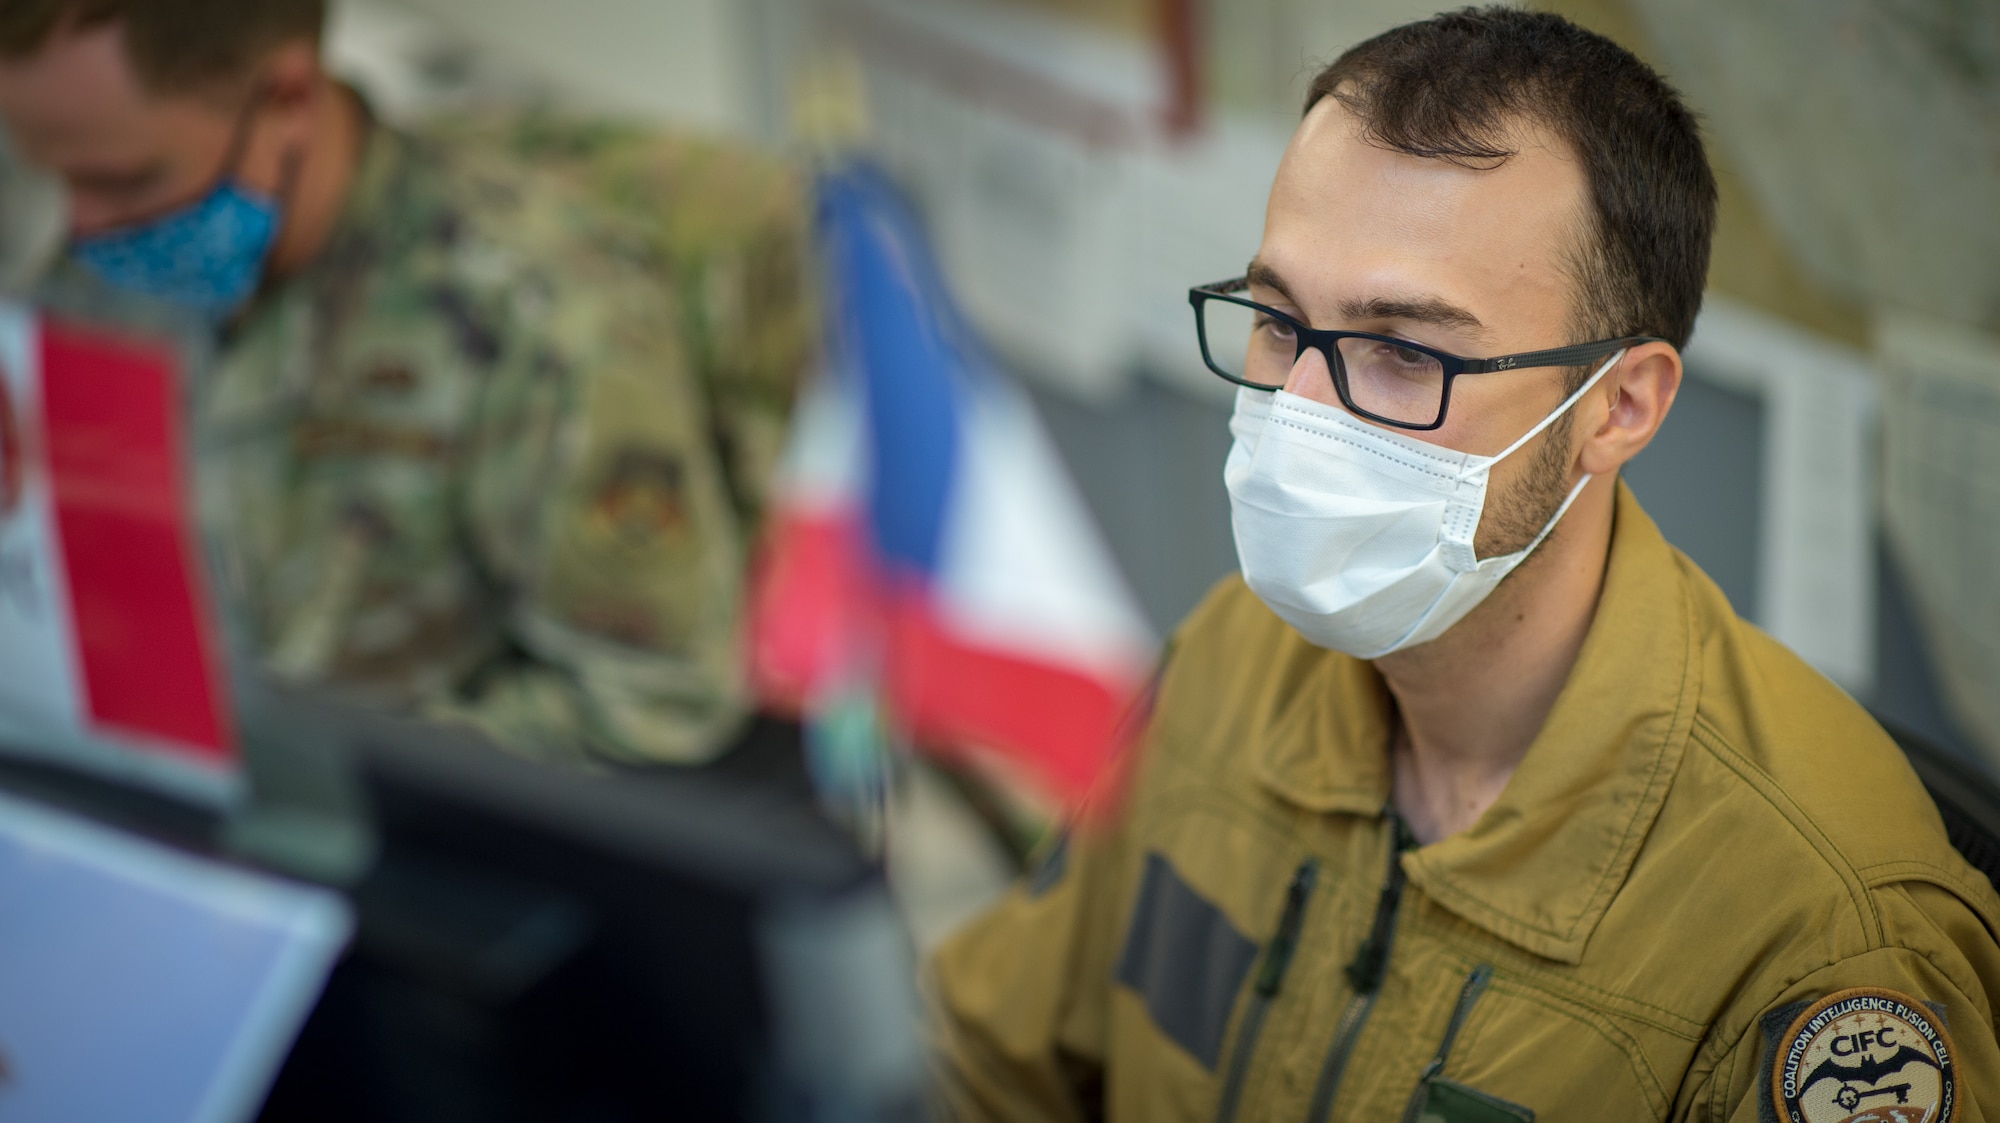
[1770,987,1956,1123]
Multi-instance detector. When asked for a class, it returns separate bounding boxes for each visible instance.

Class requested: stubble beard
[1475,404,1579,567]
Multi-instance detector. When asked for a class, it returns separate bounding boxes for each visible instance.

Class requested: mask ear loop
[1477,347,1627,472]
[231,80,307,307]
[1522,464,1596,551]
[1494,348,1629,560]
[222,76,308,212]
[212,83,268,182]
[268,145,304,212]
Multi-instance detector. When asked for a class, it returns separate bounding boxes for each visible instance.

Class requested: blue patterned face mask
[68,91,293,321]
[70,183,281,318]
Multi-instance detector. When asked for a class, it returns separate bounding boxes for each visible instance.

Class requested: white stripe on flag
[934,378,1155,682]
[774,369,868,516]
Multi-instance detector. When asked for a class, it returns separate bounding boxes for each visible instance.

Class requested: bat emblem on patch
[1772,987,1956,1123]
[1805,1044,1937,1111]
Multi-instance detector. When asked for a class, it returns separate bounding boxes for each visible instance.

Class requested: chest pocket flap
[1115,851,1259,1070]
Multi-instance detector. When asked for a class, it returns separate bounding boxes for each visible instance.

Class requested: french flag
[0,303,236,784]
[749,162,1154,808]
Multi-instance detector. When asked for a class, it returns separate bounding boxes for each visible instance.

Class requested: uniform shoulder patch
[1769,987,1956,1123]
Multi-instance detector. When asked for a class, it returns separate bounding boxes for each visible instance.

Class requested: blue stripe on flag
[818,164,966,577]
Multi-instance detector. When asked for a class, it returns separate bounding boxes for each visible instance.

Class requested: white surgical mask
[1225,351,1621,658]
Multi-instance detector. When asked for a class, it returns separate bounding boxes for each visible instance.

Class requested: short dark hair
[1305,6,1717,353]
[0,0,326,93]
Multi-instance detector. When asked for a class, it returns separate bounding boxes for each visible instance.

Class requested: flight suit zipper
[1212,856,1320,1123]
[1399,963,1495,1123]
[1305,818,1412,1122]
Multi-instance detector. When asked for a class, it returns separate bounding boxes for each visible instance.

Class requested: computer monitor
[0,290,926,1122]
[250,689,926,1123]
[0,684,926,1123]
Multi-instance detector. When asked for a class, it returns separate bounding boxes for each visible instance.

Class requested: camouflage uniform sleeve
[462,115,815,525]
[641,136,815,529]
[427,137,812,765]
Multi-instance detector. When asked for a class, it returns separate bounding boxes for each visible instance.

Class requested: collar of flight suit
[1253,479,1702,963]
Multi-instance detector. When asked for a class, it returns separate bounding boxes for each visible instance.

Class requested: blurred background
[333,0,2000,942]
[5,0,1997,945]
[0,7,1995,1121]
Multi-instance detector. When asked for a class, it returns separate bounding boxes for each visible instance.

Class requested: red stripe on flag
[748,512,871,706]
[883,588,1137,807]
[748,511,1143,808]
[39,320,235,764]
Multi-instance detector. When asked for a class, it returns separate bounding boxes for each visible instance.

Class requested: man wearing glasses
[930,8,2000,1120]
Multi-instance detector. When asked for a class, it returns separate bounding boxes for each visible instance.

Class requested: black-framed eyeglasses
[1188,277,1661,431]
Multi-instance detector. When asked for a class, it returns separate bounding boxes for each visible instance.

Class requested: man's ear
[258,39,323,145]
[1577,340,1681,477]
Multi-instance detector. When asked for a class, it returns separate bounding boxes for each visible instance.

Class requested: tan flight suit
[931,482,2000,1120]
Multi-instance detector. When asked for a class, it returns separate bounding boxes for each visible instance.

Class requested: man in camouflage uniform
[0,0,811,763]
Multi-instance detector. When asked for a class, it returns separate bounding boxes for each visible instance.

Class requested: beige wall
[1536,0,1870,346]
[334,0,757,132]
